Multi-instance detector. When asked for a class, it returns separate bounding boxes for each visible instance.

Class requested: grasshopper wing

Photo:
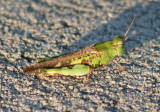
[23,44,102,74]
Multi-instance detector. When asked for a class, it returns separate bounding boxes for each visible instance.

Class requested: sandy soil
[0,0,159,111]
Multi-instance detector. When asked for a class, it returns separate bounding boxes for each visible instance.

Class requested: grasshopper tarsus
[84,82,89,87]
[120,67,126,72]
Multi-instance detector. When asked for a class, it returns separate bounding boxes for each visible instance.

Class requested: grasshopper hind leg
[38,64,92,86]
[84,69,91,86]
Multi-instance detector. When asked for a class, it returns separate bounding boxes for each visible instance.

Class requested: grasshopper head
[112,35,125,56]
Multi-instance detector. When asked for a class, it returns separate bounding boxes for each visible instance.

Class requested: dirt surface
[0,0,159,111]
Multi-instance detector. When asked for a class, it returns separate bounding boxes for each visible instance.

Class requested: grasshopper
[23,17,141,86]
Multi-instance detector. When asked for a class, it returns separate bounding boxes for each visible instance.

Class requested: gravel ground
[0,0,160,111]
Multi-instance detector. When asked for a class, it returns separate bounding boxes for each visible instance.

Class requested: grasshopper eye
[118,41,123,47]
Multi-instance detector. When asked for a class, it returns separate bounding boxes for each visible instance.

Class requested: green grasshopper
[23,17,141,86]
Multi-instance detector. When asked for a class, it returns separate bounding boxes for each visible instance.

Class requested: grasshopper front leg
[113,44,126,71]
[113,58,126,71]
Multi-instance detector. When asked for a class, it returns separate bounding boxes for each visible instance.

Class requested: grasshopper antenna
[124,17,142,41]
[125,31,142,41]
[124,17,135,37]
